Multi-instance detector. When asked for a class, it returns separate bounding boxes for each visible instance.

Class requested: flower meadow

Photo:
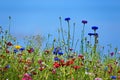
[0,17,120,80]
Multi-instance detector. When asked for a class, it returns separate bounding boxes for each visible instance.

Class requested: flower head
[20,47,25,52]
[65,17,70,21]
[5,64,10,68]
[22,73,32,80]
[14,49,19,53]
[58,52,63,55]
[92,26,98,31]
[110,52,114,56]
[53,62,60,68]
[88,33,94,36]
[27,48,34,53]
[54,57,60,61]
[53,47,62,55]
[94,78,102,80]
[82,20,87,24]
[15,45,21,50]
[6,42,12,46]
[111,76,116,79]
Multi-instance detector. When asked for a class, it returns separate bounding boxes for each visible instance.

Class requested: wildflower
[38,59,43,65]
[78,54,84,60]
[66,59,74,66]
[53,62,60,68]
[110,52,114,56]
[44,50,50,54]
[53,47,61,55]
[6,42,12,46]
[92,26,98,31]
[60,59,65,66]
[20,47,25,52]
[15,45,21,50]
[6,49,10,53]
[85,72,95,76]
[52,69,56,74]
[94,78,102,80]
[82,20,87,24]
[5,64,10,68]
[72,65,80,70]
[39,67,44,71]
[54,57,60,61]
[58,52,63,55]
[27,48,34,53]
[14,49,18,53]
[110,76,116,79]
[22,73,32,80]
[88,33,94,36]
[65,17,70,21]
[69,48,73,51]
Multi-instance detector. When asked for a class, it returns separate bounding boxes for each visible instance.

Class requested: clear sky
[0,0,120,52]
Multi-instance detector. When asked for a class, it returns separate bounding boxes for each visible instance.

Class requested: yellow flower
[15,45,21,49]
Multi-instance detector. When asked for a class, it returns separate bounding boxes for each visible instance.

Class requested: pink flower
[95,78,102,80]
[22,73,32,80]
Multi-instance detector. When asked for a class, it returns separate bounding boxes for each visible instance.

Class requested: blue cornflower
[14,49,18,53]
[82,20,87,24]
[111,76,116,79]
[92,26,98,31]
[58,52,63,55]
[65,17,70,21]
[88,33,94,36]
[54,57,60,61]
[5,64,10,68]
[53,47,61,55]
[20,47,25,52]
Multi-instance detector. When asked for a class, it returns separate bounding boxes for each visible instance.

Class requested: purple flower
[54,57,60,61]
[65,17,70,21]
[92,26,98,31]
[5,64,10,68]
[82,20,87,24]
[110,52,114,56]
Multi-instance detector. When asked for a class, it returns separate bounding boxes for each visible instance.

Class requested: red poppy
[59,59,65,66]
[72,65,80,70]
[53,62,60,68]
[66,59,74,66]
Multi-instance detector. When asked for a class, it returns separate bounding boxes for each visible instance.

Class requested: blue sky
[0,0,120,51]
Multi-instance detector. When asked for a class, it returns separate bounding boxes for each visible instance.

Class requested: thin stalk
[81,24,85,54]
[67,20,70,54]
[71,23,75,48]
[9,16,11,35]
